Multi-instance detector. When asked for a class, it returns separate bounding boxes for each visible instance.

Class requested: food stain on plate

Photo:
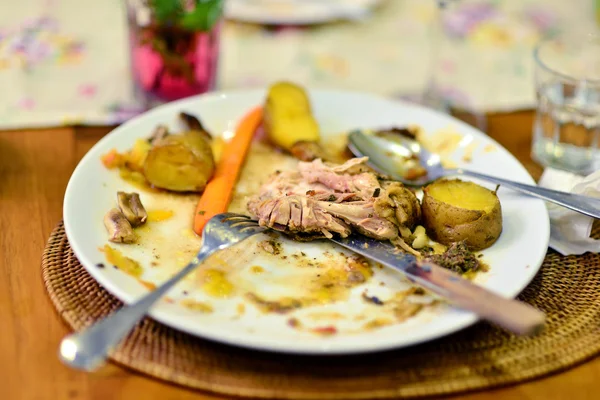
[102,245,143,278]
[484,144,497,153]
[147,209,174,222]
[180,298,214,313]
[249,265,265,274]
[462,140,479,162]
[418,126,465,168]
[197,268,235,298]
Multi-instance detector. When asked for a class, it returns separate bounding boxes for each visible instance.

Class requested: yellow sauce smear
[198,269,234,298]
[463,270,478,280]
[139,280,157,290]
[307,311,345,321]
[425,129,463,155]
[363,318,394,330]
[147,209,174,222]
[417,128,463,168]
[118,168,157,193]
[237,303,246,316]
[250,265,265,274]
[102,245,143,278]
[310,266,366,304]
[303,255,374,305]
[484,144,497,153]
[462,141,479,162]
[246,255,375,313]
[181,299,214,313]
[181,228,197,240]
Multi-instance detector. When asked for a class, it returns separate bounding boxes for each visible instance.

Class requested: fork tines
[220,213,262,233]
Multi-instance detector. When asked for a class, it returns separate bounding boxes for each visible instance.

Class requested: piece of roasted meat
[247,157,421,241]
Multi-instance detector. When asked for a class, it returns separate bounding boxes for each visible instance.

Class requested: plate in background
[224,0,383,25]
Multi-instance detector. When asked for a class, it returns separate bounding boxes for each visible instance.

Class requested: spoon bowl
[348,129,600,219]
[348,130,445,186]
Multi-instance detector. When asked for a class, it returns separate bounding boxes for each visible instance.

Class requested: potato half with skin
[421,179,502,250]
[264,81,320,150]
[143,130,215,192]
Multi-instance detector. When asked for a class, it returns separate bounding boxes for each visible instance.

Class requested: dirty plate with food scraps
[63,89,549,354]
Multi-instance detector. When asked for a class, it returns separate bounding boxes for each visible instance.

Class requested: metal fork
[59,213,265,371]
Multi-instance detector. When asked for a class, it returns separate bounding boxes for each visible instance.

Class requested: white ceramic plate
[63,89,549,354]
[224,0,382,25]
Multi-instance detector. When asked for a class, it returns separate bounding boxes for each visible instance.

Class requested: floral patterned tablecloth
[0,0,597,129]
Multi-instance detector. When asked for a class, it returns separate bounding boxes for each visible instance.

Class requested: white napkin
[538,168,600,255]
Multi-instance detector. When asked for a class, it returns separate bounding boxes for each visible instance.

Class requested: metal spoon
[348,130,600,219]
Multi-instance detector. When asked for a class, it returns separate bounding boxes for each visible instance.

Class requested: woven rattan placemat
[42,222,600,399]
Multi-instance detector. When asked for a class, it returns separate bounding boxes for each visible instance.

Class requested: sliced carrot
[193,106,263,235]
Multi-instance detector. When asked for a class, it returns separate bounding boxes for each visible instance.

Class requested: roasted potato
[143,130,215,192]
[421,179,502,250]
[264,81,320,150]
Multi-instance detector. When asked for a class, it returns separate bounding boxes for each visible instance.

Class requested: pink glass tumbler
[126,3,220,108]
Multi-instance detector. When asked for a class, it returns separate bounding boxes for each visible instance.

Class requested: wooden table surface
[1,111,599,400]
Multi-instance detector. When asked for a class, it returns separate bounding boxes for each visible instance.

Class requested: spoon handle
[456,169,600,219]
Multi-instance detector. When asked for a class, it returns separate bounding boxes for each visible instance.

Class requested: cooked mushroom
[104,208,137,243]
[180,112,211,140]
[117,191,147,227]
[148,124,170,146]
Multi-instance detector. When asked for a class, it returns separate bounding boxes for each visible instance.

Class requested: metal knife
[330,234,545,336]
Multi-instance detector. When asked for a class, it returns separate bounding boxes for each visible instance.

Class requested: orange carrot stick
[193,106,263,235]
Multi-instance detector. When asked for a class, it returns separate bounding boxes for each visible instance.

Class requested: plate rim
[63,88,550,354]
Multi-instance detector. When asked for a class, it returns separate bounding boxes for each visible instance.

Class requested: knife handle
[413,261,545,336]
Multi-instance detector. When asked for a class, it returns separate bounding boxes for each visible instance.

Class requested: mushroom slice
[117,191,147,227]
[179,112,212,140]
[104,208,137,243]
[148,124,170,146]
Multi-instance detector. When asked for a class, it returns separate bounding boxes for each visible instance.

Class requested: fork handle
[455,168,600,219]
[59,247,214,371]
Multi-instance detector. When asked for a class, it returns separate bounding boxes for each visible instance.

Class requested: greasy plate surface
[63,89,549,354]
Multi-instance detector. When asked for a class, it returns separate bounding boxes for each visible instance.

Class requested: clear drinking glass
[532,33,600,174]
[125,0,221,109]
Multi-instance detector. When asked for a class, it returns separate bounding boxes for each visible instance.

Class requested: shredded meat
[247,157,420,241]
